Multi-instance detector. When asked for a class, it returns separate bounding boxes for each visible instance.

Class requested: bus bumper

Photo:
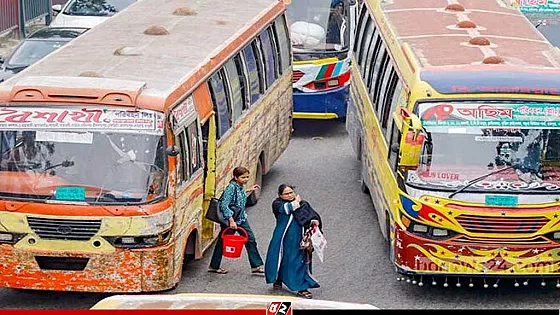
[292,85,349,119]
[394,228,560,277]
[0,241,176,292]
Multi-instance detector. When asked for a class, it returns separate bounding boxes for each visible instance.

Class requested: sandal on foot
[297,290,312,299]
[273,282,282,289]
[251,266,265,274]
[208,268,228,274]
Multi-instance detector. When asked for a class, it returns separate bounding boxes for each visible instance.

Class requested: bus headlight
[408,223,456,239]
[104,229,172,248]
[0,232,26,244]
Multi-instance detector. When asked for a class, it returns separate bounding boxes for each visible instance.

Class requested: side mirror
[0,56,4,64]
[398,130,425,171]
[52,4,62,14]
[390,143,399,153]
[166,146,180,156]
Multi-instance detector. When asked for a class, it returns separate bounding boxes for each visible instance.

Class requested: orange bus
[0,0,292,292]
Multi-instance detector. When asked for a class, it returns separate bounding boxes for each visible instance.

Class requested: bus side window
[357,17,372,76]
[273,15,292,73]
[252,40,267,94]
[233,54,250,110]
[372,49,388,112]
[224,58,244,122]
[208,70,232,138]
[243,43,262,104]
[359,20,375,79]
[354,2,368,56]
[377,64,396,128]
[356,15,371,67]
[186,121,202,174]
[175,130,190,185]
[388,121,401,172]
[267,25,281,78]
[364,29,380,89]
[384,80,403,140]
[259,28,277,89]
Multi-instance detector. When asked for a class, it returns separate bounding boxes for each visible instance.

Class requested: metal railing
[0,0,65,37]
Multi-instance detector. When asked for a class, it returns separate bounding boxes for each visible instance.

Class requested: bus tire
[360,154,369,194]
[246,158,262,207]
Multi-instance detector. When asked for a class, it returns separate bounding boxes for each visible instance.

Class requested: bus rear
[286,0,356,120]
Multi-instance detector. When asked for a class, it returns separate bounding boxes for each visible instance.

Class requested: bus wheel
[246,159,262,207]
[360,155,369,194]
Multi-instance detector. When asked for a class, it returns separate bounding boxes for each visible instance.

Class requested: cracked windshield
[286,0,350,53]
[0,107,166,204]
[407,102,560,194]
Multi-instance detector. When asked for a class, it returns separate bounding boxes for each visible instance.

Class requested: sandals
[208,268,228,274]
[251,266,265,274]
[273,281,283,289]
[297,290,312,299]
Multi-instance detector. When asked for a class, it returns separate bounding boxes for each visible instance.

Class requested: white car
[50,0,136,29]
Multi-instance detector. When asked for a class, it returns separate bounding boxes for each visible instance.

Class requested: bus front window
[406,102,560,195]
[286,0,350,52]
[0,130,167,204]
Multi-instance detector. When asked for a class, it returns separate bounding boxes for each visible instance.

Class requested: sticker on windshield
[419,103,560,128]
[485,195,518,207]
[55,187,86,201]
[475,136,523,142]
[515,0,560,13]
[35,131,94,144]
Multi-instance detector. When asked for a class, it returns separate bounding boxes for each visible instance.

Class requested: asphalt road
[2,120,560,309]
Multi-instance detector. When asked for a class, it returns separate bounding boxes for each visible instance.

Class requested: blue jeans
[209,220,264,269]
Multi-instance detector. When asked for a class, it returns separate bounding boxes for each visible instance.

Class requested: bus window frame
[364,28,381,89]
[208,69,233,139]
[252,39,267,94]
[242,42,262,105]
[372,49,389,112]
[233,53,250,111]
[356,11,371,67]
[258,27,278,89]
[223,58,244,123]
[354,1,368,56]
[273,15,292,73]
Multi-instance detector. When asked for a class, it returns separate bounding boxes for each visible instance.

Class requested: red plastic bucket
[221,227,248,259]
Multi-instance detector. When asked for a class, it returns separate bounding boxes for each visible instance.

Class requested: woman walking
[208,166,265,274]
[265,184,320,299]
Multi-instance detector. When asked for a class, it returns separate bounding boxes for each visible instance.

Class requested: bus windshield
[286,0,351,53]
[406,101,560,194]
[0,107,167,204]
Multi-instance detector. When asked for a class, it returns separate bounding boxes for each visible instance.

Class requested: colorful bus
[0,0,292,292]
[285,0,358,120]
[347,0,560,287]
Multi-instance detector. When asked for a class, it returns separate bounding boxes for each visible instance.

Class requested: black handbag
[205,187,242,225]
[292,200,322,230]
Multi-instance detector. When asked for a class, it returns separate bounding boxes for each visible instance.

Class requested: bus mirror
[400,107,422,130]
[166,146,180,156]
[390,143,399,153]
[398,130,425,170]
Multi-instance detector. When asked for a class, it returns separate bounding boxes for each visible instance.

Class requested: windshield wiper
[447,165,515,199]
[43,160,74,172]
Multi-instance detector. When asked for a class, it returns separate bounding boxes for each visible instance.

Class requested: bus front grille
[27,217,101,241]
[456,214,549,234]
[35,256,89,271]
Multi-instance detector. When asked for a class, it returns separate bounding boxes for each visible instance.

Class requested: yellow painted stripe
[293,112,339,119]
[293,57,338,66]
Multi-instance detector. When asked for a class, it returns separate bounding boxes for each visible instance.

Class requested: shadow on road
[291,119,347,139]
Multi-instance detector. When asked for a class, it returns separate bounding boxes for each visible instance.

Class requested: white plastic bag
[310,228,326,263]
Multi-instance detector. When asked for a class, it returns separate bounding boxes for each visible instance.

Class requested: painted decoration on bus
[418,102,560,128]
[0,107,165,135]
[514,0,560,13]
[171,96,194,130]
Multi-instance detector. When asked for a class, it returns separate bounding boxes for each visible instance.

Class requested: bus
[347,0,560,287]
[285,0,358,120]
[0,0,292,292]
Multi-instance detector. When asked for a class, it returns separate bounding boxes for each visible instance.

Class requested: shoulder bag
[205,186,242,225]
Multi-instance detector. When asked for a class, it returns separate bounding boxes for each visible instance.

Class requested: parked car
[50,0,136,28]
[0,27,88,83]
